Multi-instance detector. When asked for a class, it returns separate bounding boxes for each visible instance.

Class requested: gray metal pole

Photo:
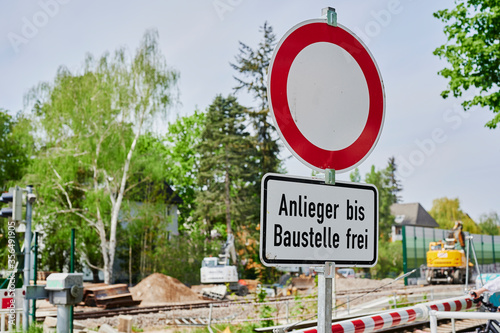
[429,310,438,333]
[465,235,471,292]
[317,262,333,333]
[23,185,33,332]
[57,305,71,333]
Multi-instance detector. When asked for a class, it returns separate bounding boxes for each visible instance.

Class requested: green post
[481,234,484,266]
[413,227,417,275]
[402,225,408,286]
[31,232,38,323]
[70,228,75,332]
[422,228,426,277]
[493,235,496,264]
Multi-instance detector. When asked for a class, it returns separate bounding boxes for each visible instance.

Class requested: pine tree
[195,95,258,235]
[231,22,281,181]
[365,158,403,242]
[385,156,402,204]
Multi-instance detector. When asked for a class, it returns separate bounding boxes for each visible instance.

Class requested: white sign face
[260,174,378,267]
[267,19,385,173]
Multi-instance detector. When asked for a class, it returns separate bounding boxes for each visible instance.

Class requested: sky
[1,0,499,222]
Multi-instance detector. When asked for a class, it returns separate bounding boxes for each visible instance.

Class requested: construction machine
[200,234,249,299]
[424,221,472,284]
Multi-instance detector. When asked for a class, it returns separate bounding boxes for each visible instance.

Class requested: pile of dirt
[130,273,202,305]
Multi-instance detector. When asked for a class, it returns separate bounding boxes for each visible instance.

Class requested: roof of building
[390,203,439,228]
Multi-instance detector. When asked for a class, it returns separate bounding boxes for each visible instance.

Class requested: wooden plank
[95,293,134,301]
[84,283,128,291]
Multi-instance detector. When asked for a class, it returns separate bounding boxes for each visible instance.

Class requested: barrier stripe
[454,300,462,312]
[297,296,476,333]
[407,309,417,322]
[330,323,344,333]
[390,312,401,326]
[372,315,384,331]
[352,319,365,332]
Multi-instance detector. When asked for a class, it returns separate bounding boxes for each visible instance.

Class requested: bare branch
[49,163,62,181]
[74,211,98,228]
[51,208,97,228]
[56,183,73,210]
[73,151,88,157]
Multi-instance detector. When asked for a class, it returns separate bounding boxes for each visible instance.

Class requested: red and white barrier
[299,296,475,333]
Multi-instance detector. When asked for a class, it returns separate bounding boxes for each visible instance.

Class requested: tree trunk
[224,158,232,235]
[107,111,145,284]
[92,268,100,283]
[129,243,132,286]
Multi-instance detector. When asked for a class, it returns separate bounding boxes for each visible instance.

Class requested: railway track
[35,283,468,333]
[37,283,437,321]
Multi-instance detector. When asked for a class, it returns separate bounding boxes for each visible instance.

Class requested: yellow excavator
[424,221,472,284]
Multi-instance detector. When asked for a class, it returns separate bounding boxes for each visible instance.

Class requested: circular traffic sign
[268,19,385,173]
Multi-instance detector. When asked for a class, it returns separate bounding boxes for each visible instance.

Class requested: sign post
[317,262,334,333]
[263,7,385,333]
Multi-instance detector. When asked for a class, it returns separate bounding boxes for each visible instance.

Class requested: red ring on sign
[269,22,384,171]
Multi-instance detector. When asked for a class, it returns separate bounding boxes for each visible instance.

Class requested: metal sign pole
[23,185,34,332]
[317,262,334,333]
[321,170,335,329]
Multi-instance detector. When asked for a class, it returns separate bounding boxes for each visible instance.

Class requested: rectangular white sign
[260,174,378,267]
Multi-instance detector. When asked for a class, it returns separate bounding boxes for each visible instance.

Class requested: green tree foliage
[231,22,283,282]
[350,159,402,278]
[364,157,402,242]
[162,111,206,228]
[349,168,361,183]
[370,241,403,279]
[231,22,282,180]
[478,211,500,235]
[429,197,480,233]
[154,232,220,286]
[194,95,267,281]
[434,0,500,128]
[23,29,178,283]
[115,133,185,283]
[0,110,33,268]
[196,95,258,234]
[0,110,32,189]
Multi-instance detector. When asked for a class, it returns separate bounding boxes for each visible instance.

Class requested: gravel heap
[130,273,202,306]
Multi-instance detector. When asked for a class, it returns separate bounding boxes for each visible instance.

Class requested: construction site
[1,271,479,332]
[2,1,500,333]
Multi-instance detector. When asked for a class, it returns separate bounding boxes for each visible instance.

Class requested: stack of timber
[83,283,141,309]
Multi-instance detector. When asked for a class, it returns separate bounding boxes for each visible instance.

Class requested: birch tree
[24,29,178,283]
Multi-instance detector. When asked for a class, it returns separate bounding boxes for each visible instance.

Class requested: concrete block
[43,326,56,333]
[43,316,57,333]
[117,315,133,333]
[73,320,86,329]
[44,317,58,328]
[98,324,118,333]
